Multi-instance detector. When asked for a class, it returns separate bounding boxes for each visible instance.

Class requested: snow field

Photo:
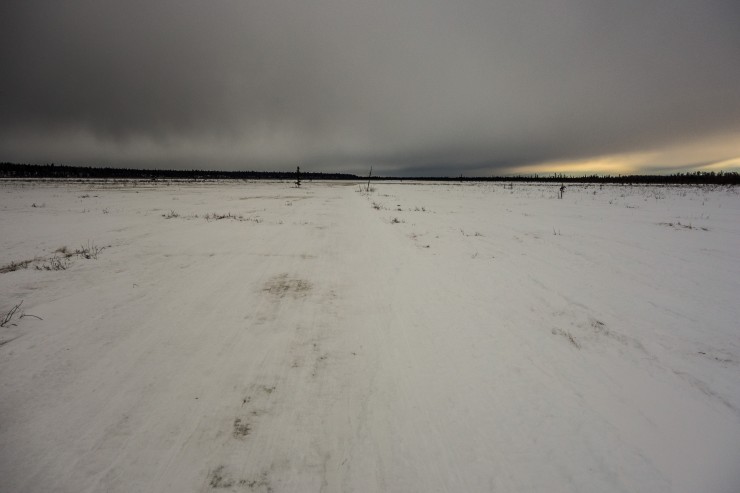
[1,180,739,492]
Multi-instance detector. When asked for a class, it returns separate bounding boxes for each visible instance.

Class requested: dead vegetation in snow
[0,242,106,274]
[262,274,312,298]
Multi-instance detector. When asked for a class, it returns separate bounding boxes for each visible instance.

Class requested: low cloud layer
[2,0,739,175]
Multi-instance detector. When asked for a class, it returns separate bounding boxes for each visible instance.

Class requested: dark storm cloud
[2,0,739,174]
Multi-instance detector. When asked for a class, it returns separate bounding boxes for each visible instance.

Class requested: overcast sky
[1,0,739,175]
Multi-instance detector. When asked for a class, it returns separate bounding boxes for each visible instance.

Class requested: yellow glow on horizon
[500,131,740,176]
[508,153,648,176]
[702,157,740,172]
[506,142,740,176]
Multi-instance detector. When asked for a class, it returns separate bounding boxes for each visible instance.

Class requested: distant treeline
[0,163,357,181]
[396,172,740,185]
[1,162,738,185]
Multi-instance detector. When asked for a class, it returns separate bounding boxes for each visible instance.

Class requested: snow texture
[1,180,739,492]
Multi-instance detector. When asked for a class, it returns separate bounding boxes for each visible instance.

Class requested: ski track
[1,180,739,492]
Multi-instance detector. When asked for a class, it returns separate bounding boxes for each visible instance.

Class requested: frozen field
[1,179,739,493]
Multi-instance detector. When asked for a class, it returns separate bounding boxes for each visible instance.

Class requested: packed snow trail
[1,181,739,492]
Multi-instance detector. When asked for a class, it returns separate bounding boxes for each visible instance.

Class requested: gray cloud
[2,0,739,174]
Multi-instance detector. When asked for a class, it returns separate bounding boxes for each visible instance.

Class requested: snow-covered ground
[1,179,738,493]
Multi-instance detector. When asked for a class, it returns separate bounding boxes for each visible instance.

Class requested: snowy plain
[0,179,739,493]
